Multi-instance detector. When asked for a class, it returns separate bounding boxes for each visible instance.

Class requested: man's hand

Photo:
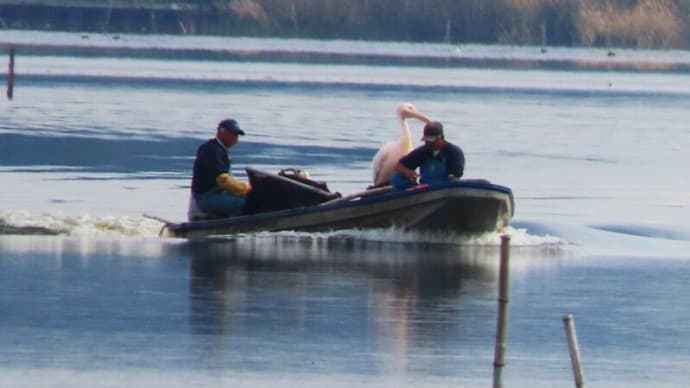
[394,162,419,183]
[406,170,419,182]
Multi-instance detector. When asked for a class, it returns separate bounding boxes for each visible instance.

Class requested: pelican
[371,103,432,187]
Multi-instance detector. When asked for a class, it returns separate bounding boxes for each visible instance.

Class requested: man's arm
[395,146,426,182]
[394,162,418,182]
[446,145,465,180]
[216,173,251,196]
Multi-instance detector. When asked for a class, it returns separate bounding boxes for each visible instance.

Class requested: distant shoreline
[2,42,690,74]
[1,0,689,49]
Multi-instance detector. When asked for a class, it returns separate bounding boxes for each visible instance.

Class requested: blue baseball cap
[421,121,443,141]
[217,118,245,135]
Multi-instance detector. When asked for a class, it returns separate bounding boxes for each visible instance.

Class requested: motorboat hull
[162,175,514,239]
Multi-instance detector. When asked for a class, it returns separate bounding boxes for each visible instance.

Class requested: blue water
[1,30,690,387]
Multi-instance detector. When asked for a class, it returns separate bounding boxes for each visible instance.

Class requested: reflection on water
[180,236,509,377]
[6,234,687,387]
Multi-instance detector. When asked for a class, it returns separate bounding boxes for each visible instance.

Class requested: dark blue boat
[160,168,514,239]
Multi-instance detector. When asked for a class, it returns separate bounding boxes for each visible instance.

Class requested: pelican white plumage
[371,103,431,187]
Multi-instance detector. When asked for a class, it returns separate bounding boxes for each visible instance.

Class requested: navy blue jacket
[399,141,465,178]
[191,138,229,195]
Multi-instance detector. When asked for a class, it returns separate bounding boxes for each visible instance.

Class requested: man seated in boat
[391,121,465,190]
[188,118,251,220]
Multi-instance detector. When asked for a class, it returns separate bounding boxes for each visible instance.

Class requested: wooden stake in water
[6,45,14,100]
[493,235,511,388]
[563,314,586,388]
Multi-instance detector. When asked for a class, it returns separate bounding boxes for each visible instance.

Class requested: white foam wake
[0,210,568,249]
[0,210,164,238]
[225,225,568,248]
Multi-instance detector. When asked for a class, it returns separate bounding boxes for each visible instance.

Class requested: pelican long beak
[408,110,432,124]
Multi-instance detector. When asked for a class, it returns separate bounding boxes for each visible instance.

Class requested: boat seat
[242,167,340,215]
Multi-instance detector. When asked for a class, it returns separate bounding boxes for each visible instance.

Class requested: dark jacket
[399,141,465,178]
[191,138,229,195]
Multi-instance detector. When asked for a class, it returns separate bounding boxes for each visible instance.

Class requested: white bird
[371,103,432,187]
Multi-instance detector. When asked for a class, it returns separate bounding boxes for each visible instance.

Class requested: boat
[156,167,514,239]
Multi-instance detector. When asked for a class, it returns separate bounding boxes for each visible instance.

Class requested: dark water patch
[45,175,181,181]
[48,199,82,204]
[0,222,62,236]
[0,132,196,173]
[0,132,374,174]
[501,150,616,164]
[6,43,690,74]
[14,73,690,100]
[520,195,612,200]
[590,224,690,241]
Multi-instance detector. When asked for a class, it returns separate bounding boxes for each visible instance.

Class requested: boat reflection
[185,234,509,373]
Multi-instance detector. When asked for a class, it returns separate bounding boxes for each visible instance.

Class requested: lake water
[1,31,690,387]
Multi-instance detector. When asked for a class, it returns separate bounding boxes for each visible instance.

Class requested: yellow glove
[216,173,251,196]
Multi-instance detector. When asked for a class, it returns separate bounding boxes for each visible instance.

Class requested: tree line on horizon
[218,0,690,49]
[2,0,688,49]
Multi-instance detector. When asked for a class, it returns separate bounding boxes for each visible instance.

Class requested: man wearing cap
[189,118,251,219]
[391,121,465,191]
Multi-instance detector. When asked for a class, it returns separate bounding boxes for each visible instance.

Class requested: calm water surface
[1,31,690,387]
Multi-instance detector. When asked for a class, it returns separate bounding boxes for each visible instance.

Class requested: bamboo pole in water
[563,314,586,388]
[6,45,14,100]
[492,235,511,388]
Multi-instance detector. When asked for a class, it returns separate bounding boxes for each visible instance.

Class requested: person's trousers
[195,188,245,217]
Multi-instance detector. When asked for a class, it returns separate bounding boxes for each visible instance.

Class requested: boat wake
[0,210,567,248]
[206,225,567,249]
[513,219,690,260]
[0,210,164,238]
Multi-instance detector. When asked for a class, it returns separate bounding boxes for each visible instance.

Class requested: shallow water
[1,31,690,387]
